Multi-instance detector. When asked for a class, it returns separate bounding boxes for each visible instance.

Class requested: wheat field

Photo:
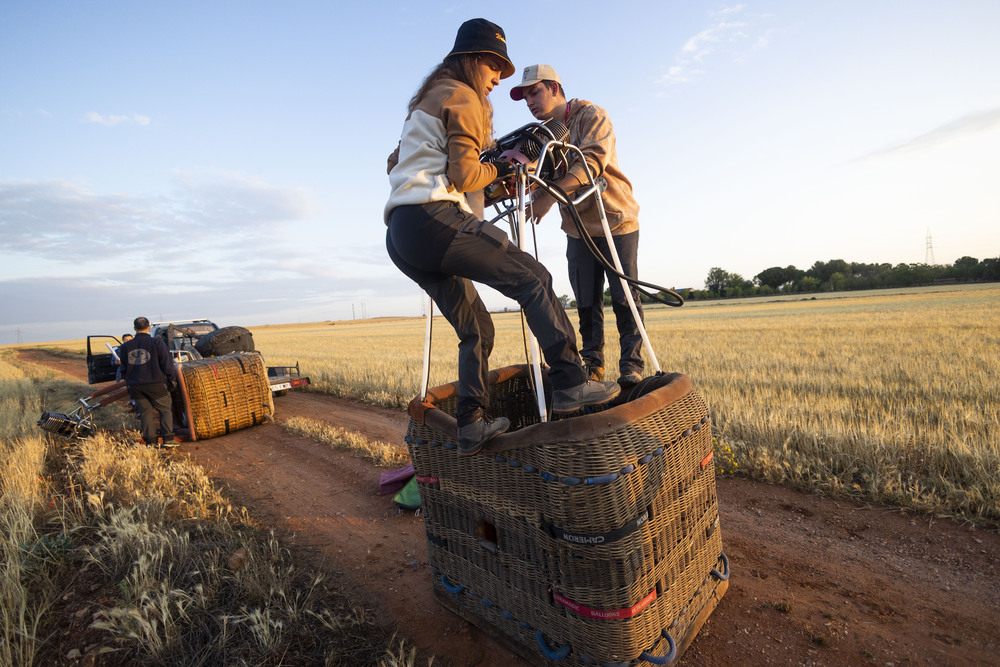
[6,284,997,523]
[1,283,996,662]
[249,284,1000,524]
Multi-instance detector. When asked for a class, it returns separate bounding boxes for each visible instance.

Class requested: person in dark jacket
[113,333,133,382]
[119,316,177,446]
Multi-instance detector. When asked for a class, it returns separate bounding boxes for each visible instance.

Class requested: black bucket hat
[447,18,515,79]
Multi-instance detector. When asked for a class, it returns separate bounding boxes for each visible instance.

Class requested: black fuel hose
[535,179,684,308]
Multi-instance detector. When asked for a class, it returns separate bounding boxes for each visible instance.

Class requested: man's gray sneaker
[618,371,643,386]
[551,380,621,414]
[458,415,510,455]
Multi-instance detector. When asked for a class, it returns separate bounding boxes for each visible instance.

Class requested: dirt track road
[25,351,1000,666]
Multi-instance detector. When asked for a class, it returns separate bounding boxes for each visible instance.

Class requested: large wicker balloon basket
[175,352,274,440]
[405,365,729,665]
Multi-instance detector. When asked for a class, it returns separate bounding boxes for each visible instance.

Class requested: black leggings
[386,202,585,423]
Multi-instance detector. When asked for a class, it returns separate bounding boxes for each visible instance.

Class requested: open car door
[86,335,122,384]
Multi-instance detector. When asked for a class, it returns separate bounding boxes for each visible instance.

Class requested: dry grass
[0,354,62,667]
[249,284,1000,525]
[0,350,424,666]
[284,416,409,468]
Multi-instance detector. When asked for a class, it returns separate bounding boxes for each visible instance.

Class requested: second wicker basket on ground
[177,352,273,441]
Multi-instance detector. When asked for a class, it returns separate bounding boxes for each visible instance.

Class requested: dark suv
[85,320,219,384]
[149,319,220,362]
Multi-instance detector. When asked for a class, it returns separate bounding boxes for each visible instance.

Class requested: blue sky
[2,1,998,344]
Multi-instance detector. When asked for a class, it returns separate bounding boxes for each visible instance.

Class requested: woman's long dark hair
[408,53,493,145]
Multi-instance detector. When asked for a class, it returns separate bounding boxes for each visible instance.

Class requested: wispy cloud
[0,171,393,333]
[658,5,773,87]
[0,171,320,266]
[81,112,152,126]
[860,108,1000,160]
[0,267,403,332]
[170,170,320,227]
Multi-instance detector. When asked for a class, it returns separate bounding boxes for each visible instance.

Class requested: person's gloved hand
[491,158,516,182]
[528,189,556,223]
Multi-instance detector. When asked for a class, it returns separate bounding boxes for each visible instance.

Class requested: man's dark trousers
[128,382,174,444]
[567,230,644,376]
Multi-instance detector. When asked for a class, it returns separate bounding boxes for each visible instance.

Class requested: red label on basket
[700,451,714,470]
[553,589,657,619]
[415,475,439,484]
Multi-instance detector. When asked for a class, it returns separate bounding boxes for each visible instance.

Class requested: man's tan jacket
[554,98,640,239]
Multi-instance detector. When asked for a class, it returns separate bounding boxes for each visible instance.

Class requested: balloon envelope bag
[177,352,273,440]
[405,365,728,665]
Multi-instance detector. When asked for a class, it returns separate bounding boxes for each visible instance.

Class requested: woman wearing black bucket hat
[384,18,620,455]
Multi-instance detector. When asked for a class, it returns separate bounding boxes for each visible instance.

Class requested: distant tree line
[630,256,1000,303]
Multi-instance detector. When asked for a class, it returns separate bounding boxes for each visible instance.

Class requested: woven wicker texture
[405,366,727,664]
[180,353,273,440]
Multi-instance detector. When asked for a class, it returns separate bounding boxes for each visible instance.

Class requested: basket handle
[710,552,730,581]
[441,574,464,594]
[640,629,677,664]
[535,630,571,661]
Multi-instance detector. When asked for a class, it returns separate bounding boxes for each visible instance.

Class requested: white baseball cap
[509,64,562,101]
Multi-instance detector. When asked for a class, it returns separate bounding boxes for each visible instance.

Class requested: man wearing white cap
[510,65,645,386]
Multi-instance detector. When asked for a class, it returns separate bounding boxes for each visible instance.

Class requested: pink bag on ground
[378,463,414,495]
